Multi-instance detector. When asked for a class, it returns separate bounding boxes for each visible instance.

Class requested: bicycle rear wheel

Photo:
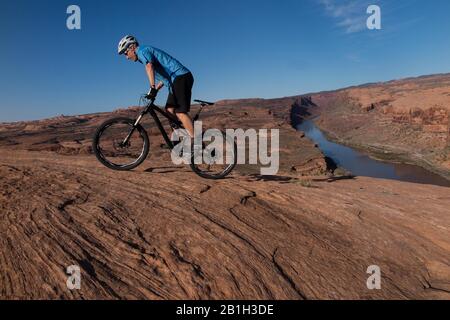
[190,131,237,179]
[92,117,149,170]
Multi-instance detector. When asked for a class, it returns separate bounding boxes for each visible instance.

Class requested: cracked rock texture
[0,97,449,299]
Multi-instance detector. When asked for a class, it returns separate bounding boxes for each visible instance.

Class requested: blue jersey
[136,46,190,91]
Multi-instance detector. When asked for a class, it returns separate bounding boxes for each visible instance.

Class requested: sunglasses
[124,47,133,55]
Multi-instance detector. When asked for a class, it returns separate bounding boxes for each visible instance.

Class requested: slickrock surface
[0,92,449,299]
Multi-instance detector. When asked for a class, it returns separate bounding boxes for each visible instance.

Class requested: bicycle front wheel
[92,117,149,171]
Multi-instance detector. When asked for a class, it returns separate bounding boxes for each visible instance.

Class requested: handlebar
[144,82,164,101]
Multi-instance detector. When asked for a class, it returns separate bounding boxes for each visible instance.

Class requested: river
[297,120,450,187]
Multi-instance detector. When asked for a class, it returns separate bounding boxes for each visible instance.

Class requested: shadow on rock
[245,174,294,183]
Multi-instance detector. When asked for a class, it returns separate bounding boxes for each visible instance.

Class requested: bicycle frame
[125,100,184,150]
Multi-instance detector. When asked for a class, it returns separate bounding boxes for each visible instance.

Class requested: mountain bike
[92,96,237,179]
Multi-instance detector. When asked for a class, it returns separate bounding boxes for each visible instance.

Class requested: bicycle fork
[120,112,145,146]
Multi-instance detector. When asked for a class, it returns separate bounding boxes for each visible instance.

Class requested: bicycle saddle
[194,99,215,106]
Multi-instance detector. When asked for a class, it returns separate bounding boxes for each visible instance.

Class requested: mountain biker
[118,35,195,138]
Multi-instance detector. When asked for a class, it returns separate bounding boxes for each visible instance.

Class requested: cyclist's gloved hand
[146,87,158,100]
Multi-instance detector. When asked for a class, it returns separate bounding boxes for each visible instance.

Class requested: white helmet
[118,35,138,55]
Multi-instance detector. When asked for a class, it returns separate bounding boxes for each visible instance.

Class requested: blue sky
[1,0,450,121]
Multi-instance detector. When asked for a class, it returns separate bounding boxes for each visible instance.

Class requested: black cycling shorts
[166,72,194,113]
